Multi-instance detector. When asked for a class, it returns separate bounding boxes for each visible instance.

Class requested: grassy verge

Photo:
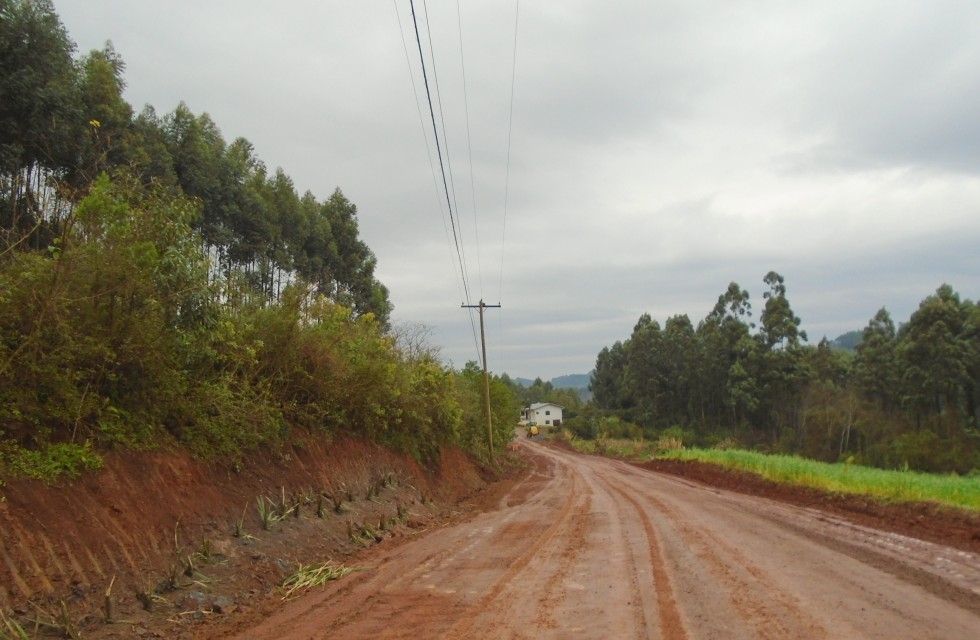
[660,448,980,512]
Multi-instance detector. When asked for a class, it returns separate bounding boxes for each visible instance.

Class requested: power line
[392,0,463,307]
[499,0,520,307]
[402,0,480,355]
[398,1,520,370]
[455,0,483,301]
[490,0,520,367]
[422,1,473,308]
[409,0,472,307]
[448,0,487,363]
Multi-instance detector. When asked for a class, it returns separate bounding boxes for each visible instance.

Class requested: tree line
[0,0,520,479]
[584,272,980,473]
[1,0,389,321]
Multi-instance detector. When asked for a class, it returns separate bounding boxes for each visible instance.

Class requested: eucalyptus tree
[0,0,80,243]
[798,338,859,460]
[964,301,980,428]
[725,336,762,433]
[318,189,391,325]
[624,313,665,427]
[660,314,697,425]
[710,281,754,326]
[129,106,176,186]
[591,340,629,411]
[897,284,972,435]
[294,190,337,288]
[265,168,302,299]
[518,377,554,405]
[164,104,227,251]
[697,282,755,432]
[221,136,271,283]
[71,42,133,188]
[756,271,810,443]
[758,271,807,350]
[853,307,900,411]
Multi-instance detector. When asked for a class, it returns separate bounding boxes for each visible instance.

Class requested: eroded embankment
[0,436,492,633]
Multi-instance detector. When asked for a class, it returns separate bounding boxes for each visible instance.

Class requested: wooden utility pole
[461,300,501,456]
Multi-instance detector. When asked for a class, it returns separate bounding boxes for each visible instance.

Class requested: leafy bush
[1,441,103,481]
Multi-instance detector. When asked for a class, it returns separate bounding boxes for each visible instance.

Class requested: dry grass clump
[656,435,684,453]
[281,562,354,599]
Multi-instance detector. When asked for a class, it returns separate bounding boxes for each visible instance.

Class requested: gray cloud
[54,0,980,380]
[784,3,980,173]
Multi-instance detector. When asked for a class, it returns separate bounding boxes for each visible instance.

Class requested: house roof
[527,402,564,410]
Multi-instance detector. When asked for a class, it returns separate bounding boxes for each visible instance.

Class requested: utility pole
[461,299,501,457]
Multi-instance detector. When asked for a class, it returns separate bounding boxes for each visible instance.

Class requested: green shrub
[1,441,104,481]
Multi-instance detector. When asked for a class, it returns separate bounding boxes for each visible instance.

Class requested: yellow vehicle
[526,425,539,438]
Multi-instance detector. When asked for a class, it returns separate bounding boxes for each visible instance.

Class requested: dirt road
[232,441,980,639]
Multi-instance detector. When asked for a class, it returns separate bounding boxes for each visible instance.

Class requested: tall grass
[662,448,980,512]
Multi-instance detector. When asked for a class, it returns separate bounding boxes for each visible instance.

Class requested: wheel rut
[604,480,688,640]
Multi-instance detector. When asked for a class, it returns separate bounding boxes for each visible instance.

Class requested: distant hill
[513,373,592,391]
[551,373,592,390]
[512,372,594,403]
[830,330,862,352]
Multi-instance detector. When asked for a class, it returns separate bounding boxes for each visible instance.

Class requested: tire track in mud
[529,444,671,639]
[581,473,654,635]
[441,466,581,638]
[606,456,980,638]
[756,507,980,616]
[607,461,831,640]
[455,448,662,638]
[527,492,593,633]
[625,463,980,625]
[602,481,689,640]
[513,444,685,638]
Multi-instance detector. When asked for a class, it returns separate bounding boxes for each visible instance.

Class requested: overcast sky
[54,1,980,381]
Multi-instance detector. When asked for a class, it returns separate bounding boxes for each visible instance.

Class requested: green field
[660,448,980,512]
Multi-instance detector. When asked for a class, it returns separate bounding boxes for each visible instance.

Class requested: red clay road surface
[233,441,980,639]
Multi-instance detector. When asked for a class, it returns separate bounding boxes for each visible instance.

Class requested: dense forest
[580,272,980,473]
[0,0,519,479]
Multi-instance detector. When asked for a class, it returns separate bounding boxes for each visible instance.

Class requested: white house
[520,402,564,427]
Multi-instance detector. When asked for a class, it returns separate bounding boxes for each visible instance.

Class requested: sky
[54,1,980,381]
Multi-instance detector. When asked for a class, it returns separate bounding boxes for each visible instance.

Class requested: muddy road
[232,441,980,639]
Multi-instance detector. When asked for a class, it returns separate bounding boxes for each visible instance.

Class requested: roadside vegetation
[0,1,519,482]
